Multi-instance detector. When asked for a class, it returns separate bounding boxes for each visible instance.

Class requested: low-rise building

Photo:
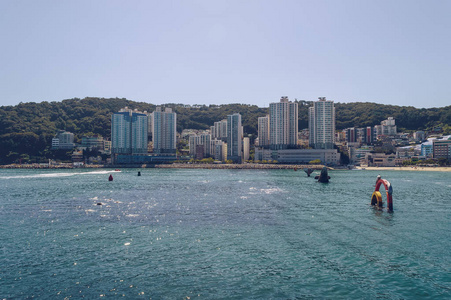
[52,130,75,150]
[255,148,340,165]
[363,153,396,167]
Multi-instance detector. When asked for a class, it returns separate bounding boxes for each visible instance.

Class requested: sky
[0,0,450,108]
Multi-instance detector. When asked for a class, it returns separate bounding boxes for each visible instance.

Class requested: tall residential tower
[111,107,148,155]
[309,97,335,149]
[151,107,177,155]
[269,97,298,150]
[227,113,243,163]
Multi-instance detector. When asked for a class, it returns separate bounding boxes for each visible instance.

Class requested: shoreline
[355,166,451,172]
[0,163,325,170]
[1,163,450,171]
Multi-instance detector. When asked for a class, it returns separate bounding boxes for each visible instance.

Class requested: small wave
[260,187,284,194]
[0,169,120,179]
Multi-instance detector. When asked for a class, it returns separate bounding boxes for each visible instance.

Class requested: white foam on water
[125,214,139,217]
[0,169,120,180]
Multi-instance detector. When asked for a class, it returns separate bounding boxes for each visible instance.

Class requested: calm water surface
[0,168,450,299]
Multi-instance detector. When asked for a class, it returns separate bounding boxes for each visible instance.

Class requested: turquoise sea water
[0,168,450,299]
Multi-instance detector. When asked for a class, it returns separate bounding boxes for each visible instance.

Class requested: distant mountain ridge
[0,97,450,163]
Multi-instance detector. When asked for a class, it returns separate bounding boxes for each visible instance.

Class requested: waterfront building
[269,97,298,150]
[151,107,177,155]
[255,148,340,165]
[243,137,250,161]
[309,97,335,149]
[189,134,212,158]
[81,136,104,149]
[52,130,75,150]
[433,136,451,159]
[103,140,111,154]
[363,152,396,167]
[349,146,373,165]
[421,138,435,158]
[227,113,243,163]
[212,139,226,162]
[258,115,270,148]
[111,107,148,155]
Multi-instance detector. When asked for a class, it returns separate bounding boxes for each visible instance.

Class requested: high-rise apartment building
[269,97,298,150]
[258,115,270,148]
[151,107,177,155]
[111,108,148,155]
[189,134,212,158]
[309,97,335,149]
[211,119,228,141]
[227,113,242,163]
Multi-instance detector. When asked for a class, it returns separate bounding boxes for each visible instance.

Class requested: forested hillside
[1,97,450,164]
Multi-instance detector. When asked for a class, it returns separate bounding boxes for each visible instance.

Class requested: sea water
[0,168,450,299]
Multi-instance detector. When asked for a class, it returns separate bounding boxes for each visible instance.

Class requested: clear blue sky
[1,0,450,108]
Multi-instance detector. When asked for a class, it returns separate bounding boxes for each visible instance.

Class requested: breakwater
[152,163,324,170]
[0,163,325,170]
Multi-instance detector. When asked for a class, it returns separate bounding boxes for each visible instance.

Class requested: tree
[309,159,321,164]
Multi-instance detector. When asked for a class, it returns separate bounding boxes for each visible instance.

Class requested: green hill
[0,97,450,164]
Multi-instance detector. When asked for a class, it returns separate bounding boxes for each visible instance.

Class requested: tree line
[0,97,450,164]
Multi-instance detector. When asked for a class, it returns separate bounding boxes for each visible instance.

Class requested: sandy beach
[355,166,451,172]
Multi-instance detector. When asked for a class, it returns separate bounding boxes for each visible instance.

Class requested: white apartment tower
[269,97,298,150]
[111,108,148,154]
[151,107,177,155]
[309,97,335,149]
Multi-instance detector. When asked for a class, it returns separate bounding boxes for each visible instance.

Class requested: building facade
[52,130,75,150]
[151,107,177,155]
[111,108,148,155]
[269,97,298,150]
[255,148,340,165]
[433,136,451,159]
[211,119,228,142]
[189,134,212,158]
[258,115,270,148]
[309,97,335,149]
[227,113,243,163]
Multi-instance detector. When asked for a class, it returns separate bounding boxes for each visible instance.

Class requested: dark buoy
[314,167,330,183]
[138,171,141,176]
[304,168,314,177]
[108,174,113,181]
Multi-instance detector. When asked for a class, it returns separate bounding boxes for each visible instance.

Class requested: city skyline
[1,1,450,108]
